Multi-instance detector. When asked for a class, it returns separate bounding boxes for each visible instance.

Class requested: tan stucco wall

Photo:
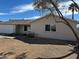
[68,21,79,38]
[31,15,78,41]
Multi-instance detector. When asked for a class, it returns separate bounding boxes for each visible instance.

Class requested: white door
[0,25,15,34]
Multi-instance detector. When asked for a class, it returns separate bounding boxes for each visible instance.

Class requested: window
[45,25,50,31]
[45,24,56,32]
[51,25,56,31]
[24,25,27,31]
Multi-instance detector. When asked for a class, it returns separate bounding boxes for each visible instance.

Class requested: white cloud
[59,0,79,15]
[11,3,34,13]
[24,16,41,19]
[0,3,34,15]
[0,0,79,16]
[63,10,78,15]
[0,13,8,15]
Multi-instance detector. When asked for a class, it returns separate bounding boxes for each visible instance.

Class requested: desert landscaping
[0,0,79,59]
[0,35,78,59]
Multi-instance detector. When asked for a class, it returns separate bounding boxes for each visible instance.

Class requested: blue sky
[0,0,41,21]
[0,0,79,21]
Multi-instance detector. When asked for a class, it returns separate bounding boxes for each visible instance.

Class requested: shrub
[27,32,36,38]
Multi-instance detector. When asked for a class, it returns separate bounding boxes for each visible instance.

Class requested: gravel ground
[0,36,77,59]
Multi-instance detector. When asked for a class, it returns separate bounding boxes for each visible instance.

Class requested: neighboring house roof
[31,14,79,24]
[0,20,32,25]
[0,14,79,25]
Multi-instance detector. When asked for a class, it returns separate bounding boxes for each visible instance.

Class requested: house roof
[31,14,79,24]
[0,20,32,25]
[0,14,79,25]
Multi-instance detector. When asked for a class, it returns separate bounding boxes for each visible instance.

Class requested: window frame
[45,24,51,31]
[45,24,56,32]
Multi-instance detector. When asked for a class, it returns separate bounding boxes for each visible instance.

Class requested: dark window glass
[24,25,27,31]
[45,25,50,31]
[51,25,56,31]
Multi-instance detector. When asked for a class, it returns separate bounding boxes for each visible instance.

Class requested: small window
[24,25,27,31]
[51,25,56,31]
[45,25,50,31]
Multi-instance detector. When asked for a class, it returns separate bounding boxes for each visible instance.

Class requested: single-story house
[0,15,79,41]
[0,20,32,34]
[31,15,79,41]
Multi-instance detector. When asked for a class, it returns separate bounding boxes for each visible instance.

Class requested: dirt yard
[0,35,77,59]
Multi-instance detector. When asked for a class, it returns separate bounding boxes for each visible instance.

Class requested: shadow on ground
[14,36,76,45]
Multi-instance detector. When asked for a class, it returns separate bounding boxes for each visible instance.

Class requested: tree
[68,3,78,19]
[34,0,58,15]
[33,0,79,59]
[71,0,79,10]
